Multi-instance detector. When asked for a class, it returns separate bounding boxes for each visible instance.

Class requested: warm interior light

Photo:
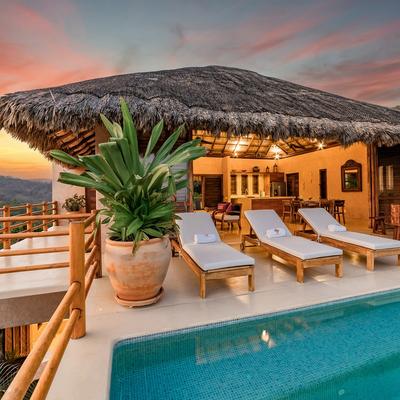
[318,141,325,150]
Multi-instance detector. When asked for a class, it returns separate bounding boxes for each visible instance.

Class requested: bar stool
[291,199,302,223]
[282,200,292,222]
[333,200,345,224]
[369,215,386,235]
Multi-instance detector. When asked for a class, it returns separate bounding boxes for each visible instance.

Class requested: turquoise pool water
[110,290,400,399]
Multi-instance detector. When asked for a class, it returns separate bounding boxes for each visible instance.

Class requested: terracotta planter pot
[104,236,171,306]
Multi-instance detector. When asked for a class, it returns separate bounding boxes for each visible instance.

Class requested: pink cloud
[0,1,113,94]
[167,4,330,64]
[298,56,400,105]
[287,20,400,61]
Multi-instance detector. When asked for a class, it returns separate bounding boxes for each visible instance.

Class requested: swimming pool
[110,290,400,399]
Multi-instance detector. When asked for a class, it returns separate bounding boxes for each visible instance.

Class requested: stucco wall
[193,143,369,222]
[52,163,85,222]
[278,143,369,221]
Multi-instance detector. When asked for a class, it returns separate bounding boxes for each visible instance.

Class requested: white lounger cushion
[265,236,342,260]
[176,212,255,270]
[299,208,400,250]
[183,243,255,270]
[245,209,341,260]
[323,231,400,250]
[176,212,221,246]
[245,210,292,239]
[298,208,339,234]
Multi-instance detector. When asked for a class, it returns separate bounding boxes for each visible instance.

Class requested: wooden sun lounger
[171,238,254,298]
[316,236,400,271]
[298,208,400,271]
[244,210,343,283]
[240,235,342,283]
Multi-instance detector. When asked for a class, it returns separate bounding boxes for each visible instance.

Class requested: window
[252,175,259,194]
[378,166,384,192]
[386,165,394,191]
[241,175,248,195]
[230,175,237,195]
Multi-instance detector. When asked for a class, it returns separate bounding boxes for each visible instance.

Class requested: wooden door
[319,169,327,199]
[286,173,299,197]
[377,144,400,221]
[203,175,223,207]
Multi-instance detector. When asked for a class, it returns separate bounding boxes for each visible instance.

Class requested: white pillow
[327,224,347,232]
[194,233,217,244]
[265,228,287,238]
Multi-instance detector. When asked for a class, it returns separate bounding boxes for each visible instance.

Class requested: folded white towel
[265,228,287,238]
[194,233,218,244]
[327,224,347,232]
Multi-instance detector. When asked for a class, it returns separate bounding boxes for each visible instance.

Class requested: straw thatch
[1,65,400,156]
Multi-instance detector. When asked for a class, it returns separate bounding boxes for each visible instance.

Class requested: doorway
[286,173,299,197]
[319,169,328,199]
[193,175,223,208]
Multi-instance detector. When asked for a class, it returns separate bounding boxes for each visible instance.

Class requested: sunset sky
[0,0,399,179]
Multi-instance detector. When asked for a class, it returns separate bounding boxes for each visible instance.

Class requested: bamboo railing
[1,210,102,400]
[0,201,58,249]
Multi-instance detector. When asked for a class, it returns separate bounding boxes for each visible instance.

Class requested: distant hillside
[0,176,51,206]
[395,105,400,111]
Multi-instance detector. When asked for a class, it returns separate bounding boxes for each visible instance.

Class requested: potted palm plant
[50,98,206,306]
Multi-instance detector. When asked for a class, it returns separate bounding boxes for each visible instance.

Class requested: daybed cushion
[176,212,221,246]
[299,208,400,250]
[182,242,255,271]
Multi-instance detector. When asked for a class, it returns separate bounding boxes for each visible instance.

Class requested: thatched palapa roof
[1,65,400,158]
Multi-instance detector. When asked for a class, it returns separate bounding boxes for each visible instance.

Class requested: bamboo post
[69,220,86,339]
[26,203,33,232]
[42,201,48,231]
[54,201,59,226]
[91,210,102,278]
[3,205,11,249]
[188,160,194,212]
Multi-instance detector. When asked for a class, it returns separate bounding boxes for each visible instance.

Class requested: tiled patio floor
[49,221,400,400]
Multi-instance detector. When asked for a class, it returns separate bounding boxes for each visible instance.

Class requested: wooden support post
[199,274,206,298]
[335,260,343,278]
[42,202,48,231]
[366,251,375,271]
[54,201,59,226]
[296,260,304,283]
[4,326,30,357]
[3,205,11,249]
[26,204,33,232]
[188,160,194,212]
[69,221,86,339]
[248,271,255,291]
[92,210,102,278]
